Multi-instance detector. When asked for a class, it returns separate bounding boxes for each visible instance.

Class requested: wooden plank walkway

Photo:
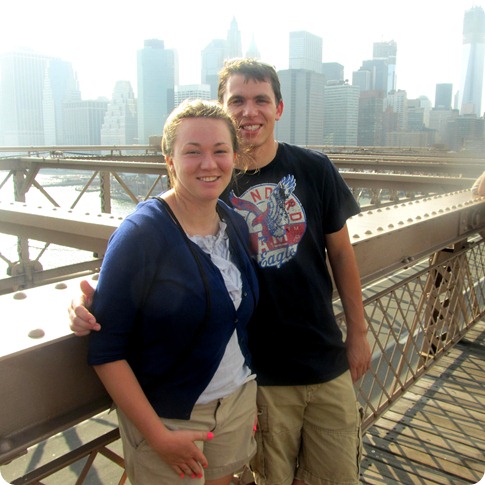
[360,319,485,485]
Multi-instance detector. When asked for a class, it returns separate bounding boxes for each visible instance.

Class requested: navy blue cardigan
[88,198,259,419]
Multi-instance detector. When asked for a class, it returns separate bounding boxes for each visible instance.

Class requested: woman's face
[167,117,235,204]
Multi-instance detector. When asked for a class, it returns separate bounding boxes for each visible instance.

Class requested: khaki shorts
[118,379,257,484]
[251,371,363,485]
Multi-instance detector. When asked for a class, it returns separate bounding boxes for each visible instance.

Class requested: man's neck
[248,139,278,169]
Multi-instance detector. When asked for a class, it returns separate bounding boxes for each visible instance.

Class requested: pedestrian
[70,59,371,485]
[78,99,259,484]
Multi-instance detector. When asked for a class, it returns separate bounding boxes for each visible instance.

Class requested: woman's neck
[163,191,220,237]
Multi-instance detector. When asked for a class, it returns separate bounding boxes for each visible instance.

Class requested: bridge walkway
[1,322,483,485]
[360,319,485,485]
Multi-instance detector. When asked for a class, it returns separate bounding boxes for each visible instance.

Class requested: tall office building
[459,6,485,116]
[289,31,323,73]
[174,84,211,106]
[245,35,261,59]
[352,69,372,92]
[435,83,453,110]
[358,90,385,146]
[100,81,137,145]
[323,82,359,146]
[63,99,108,145]
[201,39,227,99]
[0,50,49,146]
[137,39,178,144]
[225,17,243,59]
[322,62,344,83]
[358,58,392,93]
[373,40,397,93]
[276,69,326,145]
[43,58,81,145]
[355,40,397,95]
[385,89,408,132]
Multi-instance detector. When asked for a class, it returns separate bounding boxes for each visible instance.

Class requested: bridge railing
[0,148,484,482]
[0,149,480,291]
[337,236,485,431]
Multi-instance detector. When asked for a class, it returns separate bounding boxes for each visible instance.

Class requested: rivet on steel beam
[365,230,372,235]
[28,328,45,339]
[407,218,413,222]
[353,234,360,239]
[388,224,394,228]
[377,227,384,231]
[398,221,404,225]
[0,438,14,454]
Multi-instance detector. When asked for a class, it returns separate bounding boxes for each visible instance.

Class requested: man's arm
[68,279,100,336]
[325,224,371,382]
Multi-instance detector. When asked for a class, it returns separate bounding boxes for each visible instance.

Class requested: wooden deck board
[360,319,485,485]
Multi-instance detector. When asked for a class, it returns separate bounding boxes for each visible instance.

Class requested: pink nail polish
[207,431,214,439]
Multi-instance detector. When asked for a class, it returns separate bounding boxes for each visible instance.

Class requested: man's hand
[346,330,371,383]
[68,279,99,336]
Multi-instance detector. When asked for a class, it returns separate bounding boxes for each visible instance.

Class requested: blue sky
[1,0,482,103]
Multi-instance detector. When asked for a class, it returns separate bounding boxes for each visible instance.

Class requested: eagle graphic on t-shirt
[229,175,307,268]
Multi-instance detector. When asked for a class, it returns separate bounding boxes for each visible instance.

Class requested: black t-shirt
[221,142,360,385]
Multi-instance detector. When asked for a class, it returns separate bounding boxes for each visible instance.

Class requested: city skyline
[2,0,484,104]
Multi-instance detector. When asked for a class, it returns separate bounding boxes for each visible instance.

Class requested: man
[70,58,371,485]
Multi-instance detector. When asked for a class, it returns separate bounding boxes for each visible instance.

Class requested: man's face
[221,74,283,150]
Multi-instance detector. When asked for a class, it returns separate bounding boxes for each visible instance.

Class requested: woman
[87,99,259,484]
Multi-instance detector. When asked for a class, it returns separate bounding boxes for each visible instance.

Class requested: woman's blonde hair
[162,99,239,157]
[161,99,252,185]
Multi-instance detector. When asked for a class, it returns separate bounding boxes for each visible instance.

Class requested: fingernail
[253,425,257,431]
[198,474,203,478]
[207,431,214,439]
[180,473,185,478]
[191,473,196,478]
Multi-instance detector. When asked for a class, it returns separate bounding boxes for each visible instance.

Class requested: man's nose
[243,102,258,117]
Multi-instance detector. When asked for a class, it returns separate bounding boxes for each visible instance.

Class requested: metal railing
[339,237,485,431]
[0,148,484,483]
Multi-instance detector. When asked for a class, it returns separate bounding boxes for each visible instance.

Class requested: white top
[189,220,253,404]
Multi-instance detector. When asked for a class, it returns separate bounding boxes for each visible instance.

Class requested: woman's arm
[94,360,213,479]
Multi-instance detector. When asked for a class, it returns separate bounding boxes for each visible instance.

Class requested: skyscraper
[289,31,322,73]
[435,83,453,110]
[100,81,137,145]
[323,82,360,146]
[174,84,211,106]
[201,39,227,99]
[43,58,81,145]
[137,39,178,144]
[63,99,108,145]
[276,68,326,145]
[373,40,397,93]
[0,50,49,146]
[459,6,485,116]
[225,17,243,59]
